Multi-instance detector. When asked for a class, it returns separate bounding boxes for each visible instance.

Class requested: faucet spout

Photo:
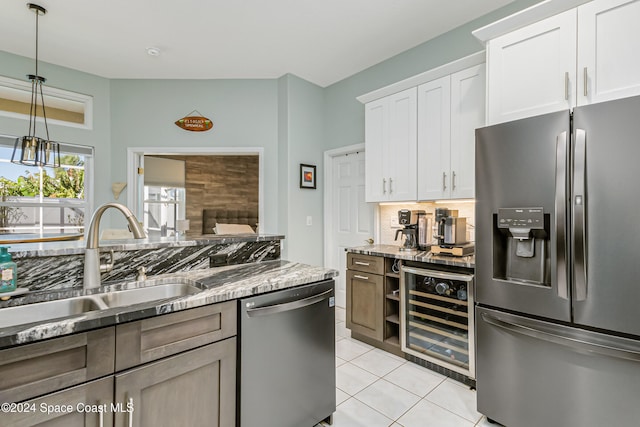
[84,203,146,289]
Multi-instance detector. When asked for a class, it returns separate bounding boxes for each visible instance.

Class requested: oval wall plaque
[175,115,213,132]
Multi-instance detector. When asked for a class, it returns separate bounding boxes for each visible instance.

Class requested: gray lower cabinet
[114,337,236,427]
[0,377,114,427]
[346,253,385,342]
[0,300,237,427]
[0,327,115,404]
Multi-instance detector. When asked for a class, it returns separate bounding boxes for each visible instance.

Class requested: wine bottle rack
[401,266,475,377]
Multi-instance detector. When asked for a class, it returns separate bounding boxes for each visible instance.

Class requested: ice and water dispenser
[493,207,550,286]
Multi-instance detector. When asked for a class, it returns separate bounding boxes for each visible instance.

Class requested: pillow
[213,223,256,234]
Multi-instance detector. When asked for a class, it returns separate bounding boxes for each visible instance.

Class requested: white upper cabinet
[418,65,485,200]
[450,64,486,199]
[417,76,451,200]
[364,87,417,202]
[360,53,485,203]
[484,0,640,124]
[487,10,577,124]
[577,0,640,105]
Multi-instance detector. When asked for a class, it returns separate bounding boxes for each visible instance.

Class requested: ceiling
[0,0,515,87]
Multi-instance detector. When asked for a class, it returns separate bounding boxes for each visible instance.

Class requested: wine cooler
[400,266,475,378]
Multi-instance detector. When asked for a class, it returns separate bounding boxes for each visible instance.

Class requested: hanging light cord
[30,6,50,143]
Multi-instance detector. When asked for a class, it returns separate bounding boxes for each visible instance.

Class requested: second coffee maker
[395,209,425,251]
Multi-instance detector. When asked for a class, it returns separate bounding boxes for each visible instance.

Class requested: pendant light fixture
[11,3,60,168]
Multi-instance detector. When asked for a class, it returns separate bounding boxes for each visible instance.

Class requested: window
[0,75,93,130]
[0,135,93,236]
[142,156,186,237]
[143,186,186,237]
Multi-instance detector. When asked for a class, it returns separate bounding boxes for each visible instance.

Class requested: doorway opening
[127,147,264,237]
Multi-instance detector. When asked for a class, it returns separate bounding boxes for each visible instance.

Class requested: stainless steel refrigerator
[475,95,640,427]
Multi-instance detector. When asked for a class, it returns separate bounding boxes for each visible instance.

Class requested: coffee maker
[432,208,473,256]
[395,209,424,251]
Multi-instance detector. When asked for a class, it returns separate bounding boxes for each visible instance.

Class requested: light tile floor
[319,307,493,427]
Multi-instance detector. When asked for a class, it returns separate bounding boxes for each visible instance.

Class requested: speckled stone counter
[346,244,475,269]
[0,260,338,349]
[9,235,283,292]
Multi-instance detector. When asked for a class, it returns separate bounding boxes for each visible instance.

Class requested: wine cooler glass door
[400,266,475,377]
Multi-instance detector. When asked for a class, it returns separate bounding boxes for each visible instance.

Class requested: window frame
[0,134,94,235]
[0,75,94,130]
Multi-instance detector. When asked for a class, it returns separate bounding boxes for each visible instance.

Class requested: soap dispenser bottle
[0,246,17,293]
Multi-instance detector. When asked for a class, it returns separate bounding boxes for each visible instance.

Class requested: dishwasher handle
[245,288,333,317]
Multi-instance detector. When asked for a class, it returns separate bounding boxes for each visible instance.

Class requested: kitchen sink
[99,282,203,308]
[0,280,204,329]
[0,295,108,329]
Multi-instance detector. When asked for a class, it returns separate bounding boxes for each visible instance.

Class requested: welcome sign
[175,111,213,132]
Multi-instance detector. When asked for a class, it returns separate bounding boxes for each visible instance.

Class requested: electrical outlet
[306,216,312,226]
[390,217,401,228]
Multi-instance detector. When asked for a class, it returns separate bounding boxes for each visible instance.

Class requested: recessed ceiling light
[146,47,161,57]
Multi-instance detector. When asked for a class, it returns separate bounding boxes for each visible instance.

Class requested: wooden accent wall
[159,155,259,236]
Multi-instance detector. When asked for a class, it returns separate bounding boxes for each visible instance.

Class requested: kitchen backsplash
[378,201,475,245]
[15,239,281,292]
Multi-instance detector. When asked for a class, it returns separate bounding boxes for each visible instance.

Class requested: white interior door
[328,149,374,308]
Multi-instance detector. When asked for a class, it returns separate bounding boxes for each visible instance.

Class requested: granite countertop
[346,244,475,269]
[0,260,337,349]
[10,234,285,258]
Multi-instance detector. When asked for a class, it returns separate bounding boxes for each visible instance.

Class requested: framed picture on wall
[300,164,316,189]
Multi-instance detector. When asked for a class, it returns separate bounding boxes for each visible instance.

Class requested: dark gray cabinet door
[0,377,113,427]
[0,327,115,403]
[114,337,236,427]
[346,269,384,341]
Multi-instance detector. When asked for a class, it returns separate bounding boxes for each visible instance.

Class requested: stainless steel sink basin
[0,295,107,329]
[0,280,203,329]
[99,283,202,308]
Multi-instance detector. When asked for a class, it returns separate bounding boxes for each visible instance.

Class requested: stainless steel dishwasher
[239,279,336,427]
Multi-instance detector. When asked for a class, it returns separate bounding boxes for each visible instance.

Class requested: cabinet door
[577,0,640,106]
[346,270,384,341]
[450,64,486,199]
[487,10,577,124]
[365,98,388,202]
[114,338,236,427]
[386,87,417,201]
[0,327,115,403]
[417,75,451,200]
[0,377,113,427]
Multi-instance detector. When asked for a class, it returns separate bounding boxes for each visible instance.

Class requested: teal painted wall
[277,74,324,264]
[109,78,280,232]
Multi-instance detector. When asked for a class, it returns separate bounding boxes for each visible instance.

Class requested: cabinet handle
[382,178,386,194]
[452,171,457,191]
[583,67,588,96]
[442,172,447,191]
[354,261,370,266]
[564,72,569,100]
[389,177,393,194]
[353,274,370,281]
[127,397,134,427]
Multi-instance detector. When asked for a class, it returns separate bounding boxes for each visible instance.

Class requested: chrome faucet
[84,202,146,289]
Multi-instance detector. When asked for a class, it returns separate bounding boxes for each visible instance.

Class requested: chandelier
[11,3,60,168]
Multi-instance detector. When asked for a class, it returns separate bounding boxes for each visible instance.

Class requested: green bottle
[0,246,17,293]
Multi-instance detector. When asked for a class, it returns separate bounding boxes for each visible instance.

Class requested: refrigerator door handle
[555,131,569,300]
[480,313,640,362]
[573,129,588,301]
